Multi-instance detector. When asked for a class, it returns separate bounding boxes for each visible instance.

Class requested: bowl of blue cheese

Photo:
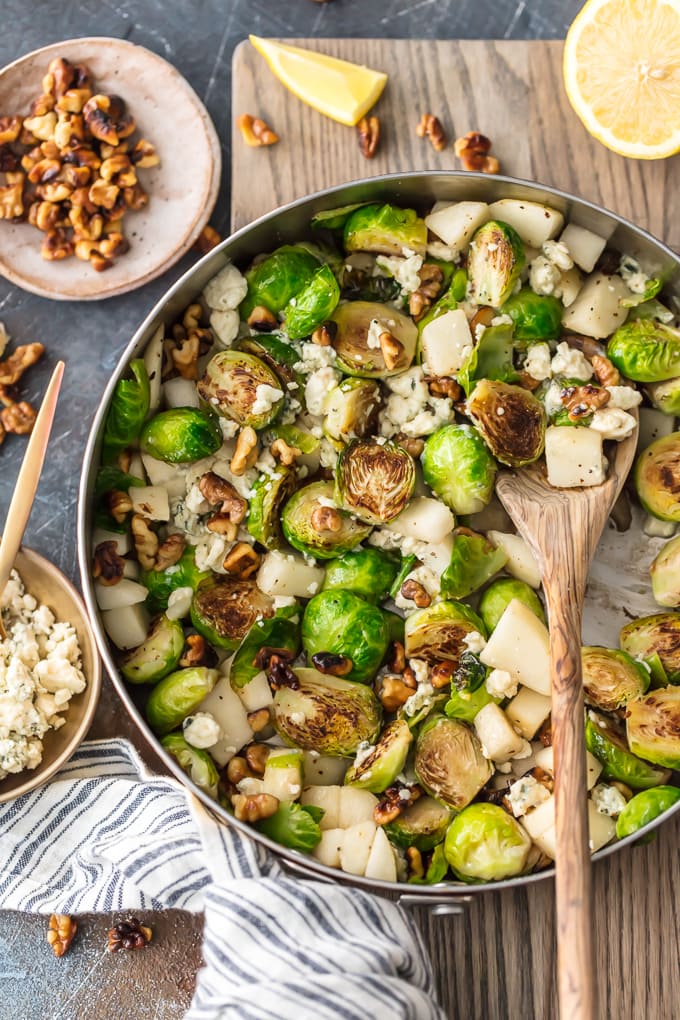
[0,546,101,802]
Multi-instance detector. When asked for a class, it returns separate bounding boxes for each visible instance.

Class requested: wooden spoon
[0,361,64,637]
[495,420,638,1020]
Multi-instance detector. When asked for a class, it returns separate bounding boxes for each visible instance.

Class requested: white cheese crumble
[183,712,222,749]
[542,239,574,272]
[605,385,642,411]
[366,318,384,349]
[294,342,337,374]
[523,342,552,382]
[403,682,436,718]
[0,570,86,780]
[462,630,486,654]
[591,783,628,817]
[589,407,637,440]
[202,263,248,312]
[529,255,562,296]
[375,252,424,294]
[485,668,518,700]
[353,740,376,769]
[543,379,566,418]
[380,366,453,439]
[490,314,513,327]
[619,255,650,295]
[251,384,284,416]
[507,776,551,818]
[305,366,341,415]
[551,341,593,381]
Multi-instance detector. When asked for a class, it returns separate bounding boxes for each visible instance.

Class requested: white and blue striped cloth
[0,740,446,1019]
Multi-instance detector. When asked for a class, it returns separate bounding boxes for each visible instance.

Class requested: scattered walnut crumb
[47,914,78,958]
[416,113,447,152]
[454,131,500,174]
[357,115,380,159]
[237,114,279,147]
[193,224,221,254]
[107,917,153,952]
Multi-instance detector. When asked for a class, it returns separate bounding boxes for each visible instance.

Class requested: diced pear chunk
[198,675,253,766]
[480,598,551,696]
[235,670,274,713]
[473,703,528,764]
[487,198,564,247]
[558,265,583,307]
[338,787,379,828]
[303,751,350,786]
[523,797,616,860]
[301,785,342,830]
[163,376,200,408]
[486,531,541,588]
[92,527,132,556]
[587,800,616,851]
[545,426,606,489]
[340,820,377,876]
[95,578,149,611]
[385,497,455,544]
[364,825,398,882]
[129,485,170,521]
[100,603,150,650]
[561,272,629,338]
[558,223,606,273]
[506,686,552,739]
[420,309,473,377]
[256,549,325,599]
[424,201,490,250]
[312,828,345,868]
[533,746,603,790]
[637,406,676,454]
[143,324,164,411]
[262,749,303,802]
[522,794,556,837]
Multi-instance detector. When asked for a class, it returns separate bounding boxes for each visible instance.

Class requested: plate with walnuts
[0,37,221,300]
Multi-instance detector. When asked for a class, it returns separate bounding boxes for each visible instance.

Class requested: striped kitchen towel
[0,739,446,1020]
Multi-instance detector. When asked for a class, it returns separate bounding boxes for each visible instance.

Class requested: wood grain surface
[230,37,680,1020]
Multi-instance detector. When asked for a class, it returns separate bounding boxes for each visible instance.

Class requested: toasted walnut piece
[74,239,97,261]
[37,180,73,203]
[378,331,404,371]
[469,305,496,332]
[99,154,132,181]
[105,489,133,524]
[129,137,160,168]
[232,792,280,822]
[424,375,461,401]
[41,229,74,261]
[92,540,125,586]
[530,766,554,794]
[70,206,104,241]
[88,177,119,210]
[70,146,101,172]
[266,655,300,691]
[406,846,425,880]
[154,533,186,572]
[193,224,221,254]
[311,320,337,346]
[47,57,76,98]
[90,251,113,272]
[393,434,424,458]
[56,88,92,114]
[270,438,301,466]
[0,385,18,408]
[222,542,261,579]
[0,343,45,385]
[54,112,86,151]
[179,634,215,668]
[230,427,259,476]
[198,471,248,522]
[591,354,621,387]
[205,513,238,539]
[311,652,354,676]
[388,640,407,673]
[517,370,541,392]
[0,176,24,220]
[107,917,152,952]
[168,334,200,379]
[247,305,277,331]
[30,94,56,117]
[379,674,417,712]
[454,130,500,174]
[123,182,148,211]
[357,115,380,159]
[0,401,37,434]
[27,200,58,232]
[23,112,57,141]
[310,505,343,533]
[560,383,610,421]
[374,783,423,826]
[400,578,432,608]
[409,262,445,320]
[430,660,457,689]
[131,513,159,571]
[47,914,77,958]
[182,304,203,331]
[83,94,128,146]
[59,164,91,190]
[247,707,271,733]
[416,113,447,152]
[253,645,296,670]
[0,116,22,145]
[98,232,129,260]
[245,743,270,776]
[226,755,255,785]
[237,114,279,147]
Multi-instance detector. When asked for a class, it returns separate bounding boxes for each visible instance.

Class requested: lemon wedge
[249,36,387,127]
[563,0,680,159]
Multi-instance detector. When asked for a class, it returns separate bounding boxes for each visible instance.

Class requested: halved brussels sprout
[240,245,320,319]
[478,577,545,632]
[335,439,416,525]
[344,719,413,793]
[273,667,382,757]
[325,378,381,443]
[161,732,219,796]
[626,686,680,769]
[281,481,372,560]
[607,319,680,382]
[444,803,531,882]
[645,377,680,417]
[615,785,680,839]
[581,647,650,713]
[383,608,406,646]
[650,535,680,607]
[120,614,185,684]
[301,589,390,684]
[620,612,680,683]
[239,334,302,391]
[146,666,218,735]
[256,801,323,852]
[190,578,274,652]
[311,202,371,231]
[634,432,680,522]
[140,408,222,464]
[467,379,546,468]
[415,715,492,809]
[384,795,454,852]
[500,287,563,342]
[322,547,400,603]
[585,711,671,789]
[421,424,497,515]
[457,324,518,398]
[246,465,298,550]
[197,351,284,429]
[468,220,525,307]
[440,528,508,599]
[404,600,486,665]
[142,546,210,613]
[343,203,427,257]
[285,264,341,340]
[330,301,417,378]
[230,605,301,689]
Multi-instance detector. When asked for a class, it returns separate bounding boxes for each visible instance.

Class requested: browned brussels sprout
[335,439,416,524]
[467,379,546,467]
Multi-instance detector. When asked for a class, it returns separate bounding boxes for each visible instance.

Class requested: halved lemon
[563,0,680,159]
[249,36,387,127]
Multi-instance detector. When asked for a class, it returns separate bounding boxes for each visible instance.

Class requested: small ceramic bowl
[0,546,101,803]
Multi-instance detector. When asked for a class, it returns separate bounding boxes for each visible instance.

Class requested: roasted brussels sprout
[500,287,563,342]
[478,577,546,632]
[384,795,454,852]
[343,203,427,257]
[336,439,416,524]
[230,605,301,689]
[383,608,406,646]
[634,432,680,522]
[458,324,518,397]
[416,268,468,336]
[585,712,671,789]
[310,202,371,232]
[440,528,508,599]
[240,245,320,319]
[273,667,382,756]
[190,578,274,652]
[146,666,218,735]
[142,546,211,612]
[238,333,302,391]
[265,422,320,456]
[626,686,680,769]
[620,612,680,683]
[444,683,497,724]
[415,715,492,809]
[467,379,546,468]
[322,547,400,603]
[330,301,418,378]
[120,614,185,684]
[421,424,497,515]
[301,590,390,684]
[285,264,341,340]
[197,351,284,430]
[325,377,381,443]
[344,719,413,793]
[281,481,372,560]
[404,600,486,665]
[246,465,298,549]
[140,408,222,464]
[161,732,219,796]
[256,801,323,852]
[581,647,650,713]
[650,535,680,607]
[615,785,680,839]
[645,377,680,417]
[444,803,531,882]
[607,319,680,382]
[467,220,525,307]
[102,359,150,465]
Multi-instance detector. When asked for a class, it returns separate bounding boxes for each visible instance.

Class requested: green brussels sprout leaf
[336,439,416,525]
[467,379,546,468]
[388,553,419,601]
[620,612,680,682]
[102,360,150,464]
[620,277,662,308]
[344,719,413,793]
[231,605,301,689]
[191,579,274,652]
[240,245,320,319]
[404,600,487,665]
[478,577,545,632]
[422,424,497,515]
[645,377,680,417]
[331,301,417,378]
[457,324,519,397]
[615,785,680,839]
[585,711,671,789]
[467,220,525,307]
[161,732,219,796]
[500,287,563,342]
[415,715,492,809]
[440,527,508,599]
[94,466,145,532]
[142,546,211,613]
[386,796,453,853]
[282,481,372,560]
[634,432,680,522]
[444,683,497,723]
[146,667,218,735]
[140,408,222,464]
[197,350,284,429]
[256,801,323,852]
[247,465,298,550]
[284,264,341,340]
[343,203,427,257]
[626,686,680,769]
[607,319,680,382]
[311,202,372,232]
[581,647,650,713]
[120,614,186,684]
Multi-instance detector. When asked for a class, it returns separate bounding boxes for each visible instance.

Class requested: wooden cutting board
[232,38,680,249]
[231,39,680,1020]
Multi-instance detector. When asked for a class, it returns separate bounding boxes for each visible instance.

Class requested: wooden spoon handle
[0,361,65,593]
[544,584,595,1020]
